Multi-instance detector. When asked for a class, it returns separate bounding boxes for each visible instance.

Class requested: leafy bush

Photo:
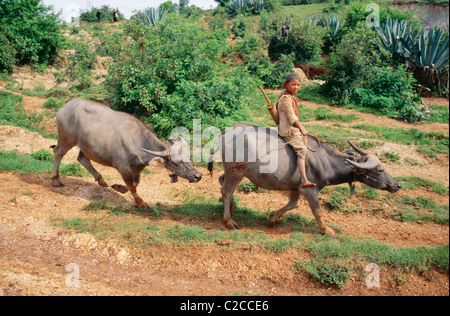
[323,23,425,122]
[0,0,63,68]
[0,26,17,72]
[250,53,295,88]
[352,65,425,122]
[106,15,258,136]
[322,23,382,103]
[268,19,325,64]
[66,39,97,90]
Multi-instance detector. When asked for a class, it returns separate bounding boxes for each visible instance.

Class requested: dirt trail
[0,91,448,296]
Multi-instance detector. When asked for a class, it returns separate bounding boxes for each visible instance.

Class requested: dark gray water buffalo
[51,98,202,208]
[209,124,401,237]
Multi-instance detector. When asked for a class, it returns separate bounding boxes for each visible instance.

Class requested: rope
[207,134,324,176]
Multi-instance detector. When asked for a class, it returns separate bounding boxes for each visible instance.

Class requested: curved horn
[346,155,379,171]
[347,140,368,156]
[141,148,169,158]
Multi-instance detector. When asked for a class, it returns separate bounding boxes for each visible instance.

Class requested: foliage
[374,18,449,92]
[106,15,258,137]
[66,39,97,90]
[401,27,449,90]
[352,65,425,122]
[322,23,425,122]
[268,19,325,63]
[0,0,63,69]
[374,18,417,64]
[226,0,274,17]
[344,1,419,30]
[321,15,345,54]
[79,5,124,23]
[133,7,169,26]
[0,26,17,72]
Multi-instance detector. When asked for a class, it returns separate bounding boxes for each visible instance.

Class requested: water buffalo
[209,124,401,237]
[51,98,202,208]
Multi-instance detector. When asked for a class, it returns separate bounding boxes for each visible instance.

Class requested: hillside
[0,3,449,296]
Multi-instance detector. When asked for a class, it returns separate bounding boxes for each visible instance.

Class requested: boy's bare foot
[301,182,316,188]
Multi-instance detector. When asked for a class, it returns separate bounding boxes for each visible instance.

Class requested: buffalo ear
[148,157,165,167]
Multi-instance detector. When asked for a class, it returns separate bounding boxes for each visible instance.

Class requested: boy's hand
[293,121,309,136]
[299,125,309,136]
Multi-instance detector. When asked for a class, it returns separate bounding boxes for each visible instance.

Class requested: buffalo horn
[347,140,368,156]
[346,155,379,171]
[141,148,169,158]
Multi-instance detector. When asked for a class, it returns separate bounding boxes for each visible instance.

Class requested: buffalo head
[142,137,202,183]
[345,140,401,193]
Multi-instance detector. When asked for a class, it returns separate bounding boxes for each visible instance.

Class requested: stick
[259,86,278,124]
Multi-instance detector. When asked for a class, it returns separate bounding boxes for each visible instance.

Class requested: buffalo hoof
[97,178,108,187]
[224,219,239,230]
[52,179,65,187]
[322,227,336,238]
[111,184,128,194]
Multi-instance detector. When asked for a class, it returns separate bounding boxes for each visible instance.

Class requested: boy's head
[282,73,302,95]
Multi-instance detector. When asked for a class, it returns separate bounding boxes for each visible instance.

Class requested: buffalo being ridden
[208,124,401,237]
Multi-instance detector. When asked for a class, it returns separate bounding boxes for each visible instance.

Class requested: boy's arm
[279,96,309,136]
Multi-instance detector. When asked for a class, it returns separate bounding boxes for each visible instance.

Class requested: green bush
[268,19,325,64]
[352,65,425,122]
[0,0,63,68]
[322,23,424,122]
[106,15,258,136]
[66,39,97,90]
[0,26,17,72]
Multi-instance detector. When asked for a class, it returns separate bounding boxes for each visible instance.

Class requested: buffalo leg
[268,191,300,224]
[119,171,149,209]
[77,151,108,187]
[220,168,244,229]
[303,189,336,237]
[51,144,74,187]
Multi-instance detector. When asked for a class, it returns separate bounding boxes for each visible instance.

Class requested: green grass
[425,105,449,124]
[314,107,359,122]
[0,149,89,177]
[0,90,56,139]
[392,196,449,224]
[352,124,449,157]
[54,197,449,289]
[277,3,332,20]
[395,176,449,196]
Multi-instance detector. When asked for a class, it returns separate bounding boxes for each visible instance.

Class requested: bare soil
[0,89,448,296]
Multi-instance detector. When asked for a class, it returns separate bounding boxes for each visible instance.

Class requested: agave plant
[401,27,449,89]
[321,15,344,54]
[134,7,168,26]
[375,18,419,62]
[227,0,265,17]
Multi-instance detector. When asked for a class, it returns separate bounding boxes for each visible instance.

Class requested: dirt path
[0,92,448,296]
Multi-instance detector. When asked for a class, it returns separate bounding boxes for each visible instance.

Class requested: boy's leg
[297,157,316,188]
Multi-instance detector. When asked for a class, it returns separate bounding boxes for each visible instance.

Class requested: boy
[277,73,316,188]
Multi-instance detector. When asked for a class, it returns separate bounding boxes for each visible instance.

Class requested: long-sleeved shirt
[277,94,299,137]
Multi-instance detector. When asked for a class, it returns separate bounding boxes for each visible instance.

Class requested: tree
[0,0,63,68]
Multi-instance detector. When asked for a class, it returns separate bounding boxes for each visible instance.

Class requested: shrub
[322,22,425,122]
[106,15,258,136]
[0,26,17,72]
[268,19,325,64]
[322,22,382,103]
[352,65,425,122]
[0,0,63,67]
[66,39,97,90]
